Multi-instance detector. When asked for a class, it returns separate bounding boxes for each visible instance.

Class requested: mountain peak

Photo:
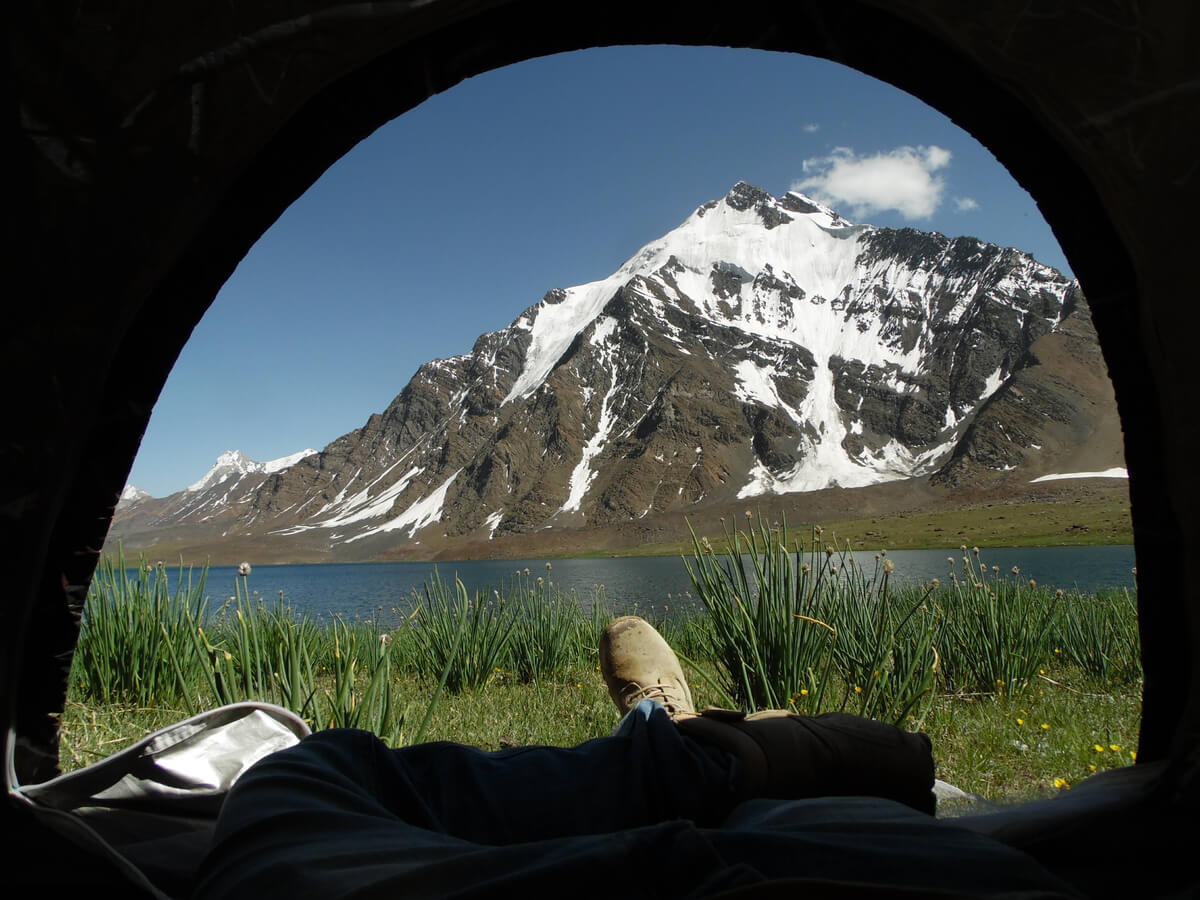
[117,484,151,508]
[724,180,773,208]
[109,180,1107,560]
[712,182,852,230]
[186,448,316,493]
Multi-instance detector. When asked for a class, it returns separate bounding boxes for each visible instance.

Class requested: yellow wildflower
[1041,723,1050,730]
[1110,744,1121,752]
[1053,778,1068,789]
[1016,718,1024,725]
[1094,744,1104,752]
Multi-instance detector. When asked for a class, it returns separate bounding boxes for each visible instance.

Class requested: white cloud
[802,123,820,133]
[954,196,980,212]
[792,145,952,220]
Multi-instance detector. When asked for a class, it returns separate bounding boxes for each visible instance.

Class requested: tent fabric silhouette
[4,1,1197,895]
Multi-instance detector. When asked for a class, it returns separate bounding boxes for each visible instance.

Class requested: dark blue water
[141,545,1136,626]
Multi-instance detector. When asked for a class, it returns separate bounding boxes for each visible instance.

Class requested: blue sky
[127,45,1071,498]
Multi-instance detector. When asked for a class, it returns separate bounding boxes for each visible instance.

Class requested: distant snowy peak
[187,448,317,492]
[118,484,151,506]
[187,450,255,492]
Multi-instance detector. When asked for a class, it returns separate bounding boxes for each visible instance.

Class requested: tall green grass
[70,529,1140,753]
[410,571,516,692]
[683,519,837,712]
[935,551,1060,695]
[70,548,211,707]
[684,518,939,725]
[681,520,1137,725]
[1053,587,1141,683]
[505,569,588,683]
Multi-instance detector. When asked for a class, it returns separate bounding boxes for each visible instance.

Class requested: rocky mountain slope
[110,183,1123,560]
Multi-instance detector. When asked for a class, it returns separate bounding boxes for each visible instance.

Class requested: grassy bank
[64,524,1142,803]
[586,496,1133,558]
[60,662,1139,802]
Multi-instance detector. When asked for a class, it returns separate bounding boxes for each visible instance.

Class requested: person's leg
[196,615,938,899]
[193,704,739,899]
[369,699,740,843]
[601,615,937,814]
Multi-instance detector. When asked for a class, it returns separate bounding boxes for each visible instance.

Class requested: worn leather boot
[675,708,937,814]
[599,616,695,718]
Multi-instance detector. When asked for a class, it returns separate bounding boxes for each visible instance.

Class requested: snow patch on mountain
[562,316,620,516]
[263,448,319,473]
[347,469,462,542]
[485,509,504,539]
[1031,468,1128,483]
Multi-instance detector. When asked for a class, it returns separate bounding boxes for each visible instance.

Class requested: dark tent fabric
[4,1,1199,895]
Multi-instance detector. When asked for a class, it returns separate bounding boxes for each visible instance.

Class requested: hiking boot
[675,708,936,814]
[599,616,695,719]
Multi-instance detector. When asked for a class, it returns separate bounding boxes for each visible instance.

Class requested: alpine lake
[150,545,1136,629]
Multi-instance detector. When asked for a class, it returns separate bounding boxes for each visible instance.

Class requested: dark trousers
[194,701,1080,899]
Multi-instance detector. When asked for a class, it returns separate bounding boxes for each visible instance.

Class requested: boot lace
[623,682,686,716]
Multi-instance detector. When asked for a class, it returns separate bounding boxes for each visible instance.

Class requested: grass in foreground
[60,660,1140,802]
[62,525,1141,806]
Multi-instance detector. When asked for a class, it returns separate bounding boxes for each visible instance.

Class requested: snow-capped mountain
[186,449,318,493]
[112,449,316,534]
[108,183,1121,559]
[116,484,151,508]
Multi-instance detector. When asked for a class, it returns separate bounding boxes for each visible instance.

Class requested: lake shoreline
[127,545,1137,629]
[110,490,1132,568]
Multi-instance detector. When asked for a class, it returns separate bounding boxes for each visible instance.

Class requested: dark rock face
[110,185,1117,554]
[725,181,794,229]
[933,286,1115,487]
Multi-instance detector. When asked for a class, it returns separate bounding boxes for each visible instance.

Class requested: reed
[69,528,1140,754]
[70,548,211,707]
[505,570,587,683]
[683,517,838,712]
[410,571,516,692]
[1053,587,1141,683]
[935,551,1059,695]
[682,518,941,724]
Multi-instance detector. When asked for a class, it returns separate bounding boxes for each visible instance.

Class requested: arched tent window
[7,3,1192,894]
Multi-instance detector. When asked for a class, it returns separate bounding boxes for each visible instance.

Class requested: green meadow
[62,520,1141,804]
